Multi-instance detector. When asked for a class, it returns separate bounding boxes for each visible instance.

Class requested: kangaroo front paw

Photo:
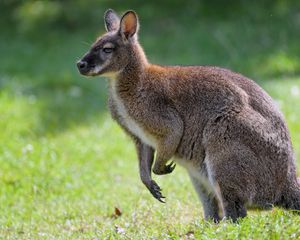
[148,180,165,203]
[153,161,176,175]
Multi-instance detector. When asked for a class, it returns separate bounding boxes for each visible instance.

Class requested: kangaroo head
[77,9,141,77]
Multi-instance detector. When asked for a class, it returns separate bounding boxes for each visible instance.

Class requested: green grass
[1,1,300,239]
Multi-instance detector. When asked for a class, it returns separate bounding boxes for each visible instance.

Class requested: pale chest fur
[109,80,157,148]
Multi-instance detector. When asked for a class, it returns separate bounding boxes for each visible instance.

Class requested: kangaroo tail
[280,178,300,211]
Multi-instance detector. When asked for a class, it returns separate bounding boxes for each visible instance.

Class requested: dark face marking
[77,33,120,76]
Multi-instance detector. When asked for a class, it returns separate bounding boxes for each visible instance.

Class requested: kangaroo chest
[109,81,157,148]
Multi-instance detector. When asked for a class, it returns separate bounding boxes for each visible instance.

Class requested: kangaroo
[77,9,300,222]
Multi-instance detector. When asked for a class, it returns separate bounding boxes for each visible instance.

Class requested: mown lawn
[0,1,300,239]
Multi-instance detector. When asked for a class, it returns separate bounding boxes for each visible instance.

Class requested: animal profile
[77,9,300,222]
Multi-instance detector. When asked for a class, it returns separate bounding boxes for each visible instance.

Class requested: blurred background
[0,0,300,238]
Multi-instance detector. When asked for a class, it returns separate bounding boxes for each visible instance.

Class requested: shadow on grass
[31,81,108,136]
[0,74,109,137]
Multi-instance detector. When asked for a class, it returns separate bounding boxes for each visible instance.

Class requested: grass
[0,1,300,239]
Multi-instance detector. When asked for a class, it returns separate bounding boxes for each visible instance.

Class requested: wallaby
[77,9,300,222]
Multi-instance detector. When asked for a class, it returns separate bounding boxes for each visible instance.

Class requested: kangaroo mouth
[86,65,103,76]
[77,61,102,76]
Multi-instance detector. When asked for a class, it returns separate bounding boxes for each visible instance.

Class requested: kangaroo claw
[153,161,176,175]
[148,180,165,203]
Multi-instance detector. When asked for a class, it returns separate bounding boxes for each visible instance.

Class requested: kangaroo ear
[104,9,119,32]
[120,11,139,40]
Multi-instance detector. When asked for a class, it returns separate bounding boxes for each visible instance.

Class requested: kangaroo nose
[77,60,87,70]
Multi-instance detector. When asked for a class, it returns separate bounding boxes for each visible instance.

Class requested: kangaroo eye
[103,48,114,54]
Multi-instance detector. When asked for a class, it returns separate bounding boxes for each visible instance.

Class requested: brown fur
[77,9,300,222]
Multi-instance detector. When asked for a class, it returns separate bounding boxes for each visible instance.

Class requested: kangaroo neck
[116,43,148,88]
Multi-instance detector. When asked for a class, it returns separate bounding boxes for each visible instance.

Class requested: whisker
[81,41,92,46]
